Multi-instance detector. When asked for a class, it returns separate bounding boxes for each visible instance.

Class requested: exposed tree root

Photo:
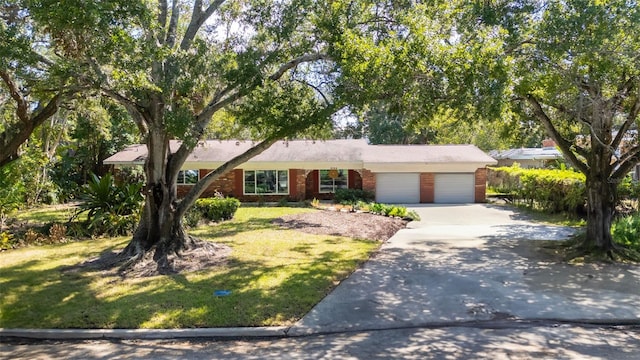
[546,233,640,263]
[64,237,231,278]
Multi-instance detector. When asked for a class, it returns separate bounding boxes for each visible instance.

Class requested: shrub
[488,166,586,214]
[334,188,375,205]
[47,223,67,243]
[74,173,144,236]
[183,207,203,228]
[0,231,15,250]
[367,202,419,220]
[191,197,241,223]
[612,214,640,251]
[617,175,640,200]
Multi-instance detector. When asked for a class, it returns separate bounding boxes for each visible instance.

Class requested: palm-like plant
[73,173,143,236]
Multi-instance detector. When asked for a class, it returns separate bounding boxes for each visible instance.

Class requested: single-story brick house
[104,139,497,204]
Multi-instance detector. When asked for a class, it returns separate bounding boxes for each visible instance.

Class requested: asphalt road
[3,324,640,359]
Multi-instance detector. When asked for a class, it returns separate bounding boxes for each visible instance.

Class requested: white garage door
[376,173,420,204]
[434,173,475,203]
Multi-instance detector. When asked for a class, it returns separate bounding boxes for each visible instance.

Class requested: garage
[375,173,420,204]
[434,173,475,203]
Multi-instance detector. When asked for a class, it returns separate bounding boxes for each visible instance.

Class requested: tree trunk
[119,125,195,264]
[583,175,616,253]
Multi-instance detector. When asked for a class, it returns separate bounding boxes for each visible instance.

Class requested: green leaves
[75,173,144,236]
[233,78,334,140]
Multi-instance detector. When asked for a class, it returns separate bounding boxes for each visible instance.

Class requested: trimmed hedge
[334,188,375,204]
[194,197,241,222]
[488,166,586,214]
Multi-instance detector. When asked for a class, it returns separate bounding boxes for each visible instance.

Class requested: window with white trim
[244,170,289,195]
[319,169,348,193]
[177,170,199,185]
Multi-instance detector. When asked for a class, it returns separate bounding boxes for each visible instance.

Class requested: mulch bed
[272,209,408,241]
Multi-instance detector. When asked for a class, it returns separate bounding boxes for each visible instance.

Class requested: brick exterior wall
[178,168,310,202]
[177,169,237,198]
[420,173,435,203]
[303,169,364,200]
[361,169,376,193]
[177,167,488,203]
[474,168,488,203]
[290,169,306,201]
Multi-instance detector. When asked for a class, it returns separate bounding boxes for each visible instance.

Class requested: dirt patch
[273,210,408,241]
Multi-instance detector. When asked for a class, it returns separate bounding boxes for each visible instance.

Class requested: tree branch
[158,0,168,36]
[612,144,640,179]
[294,78,330,105]
[0,70,29,123]
[165,0,180,47]
[175,135,283,218]
[180,0,226,50]
[611,83,640,151]
[0,91,65,167]
[100,87,149,135]
[524,94,589,174]
[269,53,330,81]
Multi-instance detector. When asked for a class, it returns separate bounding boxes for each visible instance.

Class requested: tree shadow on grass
[191,217,278,239]
[0,239,370,329]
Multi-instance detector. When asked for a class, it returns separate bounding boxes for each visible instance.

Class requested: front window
[319,169,348,193]
[244,170,289,195]
[177,170,199,185]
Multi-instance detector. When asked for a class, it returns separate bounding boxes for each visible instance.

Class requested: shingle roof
[364,144,496,163]
[489,147,563,161]
[104,139,496,168]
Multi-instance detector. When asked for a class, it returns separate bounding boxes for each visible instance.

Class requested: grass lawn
[0,207,380,329]
[13,204,79,224]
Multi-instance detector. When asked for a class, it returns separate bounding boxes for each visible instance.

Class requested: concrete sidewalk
[288,204,640,336]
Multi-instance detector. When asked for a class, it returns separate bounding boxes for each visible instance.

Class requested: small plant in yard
[612,214,640,251]
[23,229,44,244]
[73,173,144,236]
[0,232,14,250]
[367,202,420,221]
[47,223,67,243]
[277,197,289,207]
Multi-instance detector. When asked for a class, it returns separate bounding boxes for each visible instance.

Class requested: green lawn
[13,204,79,224]
[0,207,380,329]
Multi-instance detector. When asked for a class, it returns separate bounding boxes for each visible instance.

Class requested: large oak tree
[22,0,342,270]
[336,0,640,257]
[502,1,640,256]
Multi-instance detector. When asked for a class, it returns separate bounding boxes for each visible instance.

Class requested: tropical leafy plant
[73,173,143,236]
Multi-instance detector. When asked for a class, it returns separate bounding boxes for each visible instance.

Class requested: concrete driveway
[289,204,640,336]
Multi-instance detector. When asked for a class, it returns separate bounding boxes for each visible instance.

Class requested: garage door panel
[434,174,474,203]
[376,173,420,204]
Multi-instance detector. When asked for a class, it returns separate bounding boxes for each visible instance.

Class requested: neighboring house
[104,139,497,204]
[489,139,564,169]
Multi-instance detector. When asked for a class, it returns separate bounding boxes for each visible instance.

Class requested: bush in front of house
[367,202,420,221]
[488,165,586,214]
[185,196,241,227]
[334,188,375,205]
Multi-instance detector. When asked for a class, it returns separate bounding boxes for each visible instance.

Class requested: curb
[0,326,289,340]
